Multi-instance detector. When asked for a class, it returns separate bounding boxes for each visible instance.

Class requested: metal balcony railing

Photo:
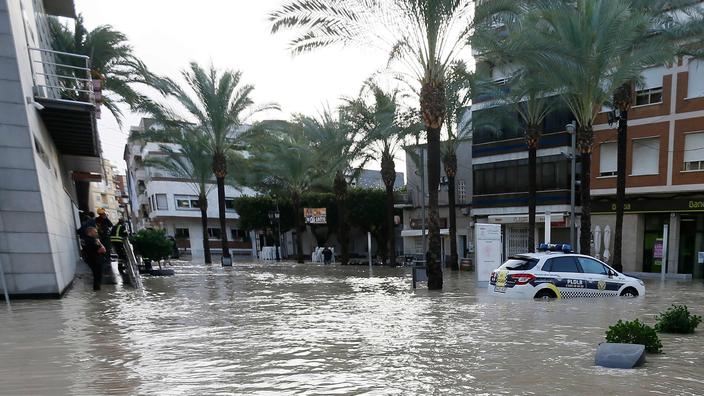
[28,46,95,105]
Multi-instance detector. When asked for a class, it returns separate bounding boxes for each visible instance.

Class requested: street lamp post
[268,206,281,261]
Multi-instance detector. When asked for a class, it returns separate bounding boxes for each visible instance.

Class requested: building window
[684,132,704,171]
[175,228,190,238]
[635,87,663,106]
[632,138,660,175]
[155,194,168,210]
[175,195,200,210]
[207,228,221,239]
[687,58,704,98]
[457,180,466,204]
[599,142,617,177]
[225,198,236,211]
[231,229,249,242]
[414,238,423,255]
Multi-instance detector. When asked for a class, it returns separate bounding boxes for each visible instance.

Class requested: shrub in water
[605,319,662,353]
[130,228,173,263]
[655,305,702,334]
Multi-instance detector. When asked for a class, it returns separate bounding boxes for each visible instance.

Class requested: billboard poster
[475,223,503,282]
[304,208,327,224]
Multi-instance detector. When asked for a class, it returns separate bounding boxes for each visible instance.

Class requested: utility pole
[566,122,577,249]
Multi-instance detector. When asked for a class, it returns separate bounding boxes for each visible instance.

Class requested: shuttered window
[599,142,617,177]
[632,138,660,175]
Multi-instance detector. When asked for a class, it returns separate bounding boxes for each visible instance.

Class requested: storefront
[592,197,704,278]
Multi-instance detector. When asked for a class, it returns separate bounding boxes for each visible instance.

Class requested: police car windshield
[499,257,539,271]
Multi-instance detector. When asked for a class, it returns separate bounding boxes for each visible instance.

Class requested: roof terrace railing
[28,46,95,106]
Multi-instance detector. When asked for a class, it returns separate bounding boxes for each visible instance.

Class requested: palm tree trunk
[381,152,396,267]
[292,193,304,263]
[384,184,396,266]
[613,112,627,270]
[421,78,445,291]
[613,83,631,271]
[334,171,350,266]
[528,142,537,253]
[577,125,594,255]
[443,152,458,270]
[199,196,212,264]
[426,125,443,290]
[216,176,231,261]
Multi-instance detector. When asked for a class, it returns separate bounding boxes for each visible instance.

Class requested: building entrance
[679,214,704,279]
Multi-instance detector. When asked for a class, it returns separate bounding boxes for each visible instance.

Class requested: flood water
[1,262,703,395]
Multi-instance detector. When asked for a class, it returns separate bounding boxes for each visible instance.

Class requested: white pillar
[367,231,372,268]
[661,223,669,282]
[544,211,551,244]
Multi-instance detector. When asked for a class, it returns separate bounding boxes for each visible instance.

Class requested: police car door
[544,256,587,298]
[576,257,617,297]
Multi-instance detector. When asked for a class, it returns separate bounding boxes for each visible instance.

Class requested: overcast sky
[73,0,398,174]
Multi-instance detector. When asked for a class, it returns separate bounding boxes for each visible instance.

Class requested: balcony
[29,47,100,159]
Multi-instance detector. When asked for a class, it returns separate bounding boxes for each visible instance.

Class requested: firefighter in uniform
[110,218,129,275]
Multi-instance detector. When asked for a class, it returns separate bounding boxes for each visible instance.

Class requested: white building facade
[0,0,103,297]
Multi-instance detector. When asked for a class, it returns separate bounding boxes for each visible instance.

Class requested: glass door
[679,214,704,279]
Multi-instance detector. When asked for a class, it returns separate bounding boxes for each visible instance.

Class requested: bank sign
[304,208,327,224]
[592,198,704,213]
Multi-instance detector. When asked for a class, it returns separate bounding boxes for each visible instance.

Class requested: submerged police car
[488,244,645,299]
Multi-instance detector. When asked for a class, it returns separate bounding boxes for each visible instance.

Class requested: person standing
[95,208,114,283]
[110,218,128,275]
[83,227,106,291]
[322,247,333,265]
[77,211,96,246]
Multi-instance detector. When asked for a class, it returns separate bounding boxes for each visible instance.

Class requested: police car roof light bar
[537,243,549,252]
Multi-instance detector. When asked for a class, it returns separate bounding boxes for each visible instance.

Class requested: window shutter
[156,194,168,210]
[632,138,660,175]
[640,66,666,90]
[684,132,704,163]
[687,59,704,98]
[599,142,617,174]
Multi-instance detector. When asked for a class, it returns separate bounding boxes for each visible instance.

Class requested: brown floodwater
[1,261,703,395]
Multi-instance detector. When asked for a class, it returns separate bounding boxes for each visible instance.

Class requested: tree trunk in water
[426,125,443,289]
[216,176,231,260]
[381,152,396,267]
[577,125,594,255]
[613,83,631,271]
[333,171,349,265]
[443,152,458,270]
[528,143,537,253]
[420,78,445,291]
[199,196,212,264]
[613,111,627,271]
[292,194,304,263]
[385,184,395,266]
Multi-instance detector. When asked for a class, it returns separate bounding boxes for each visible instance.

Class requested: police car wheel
[620,287,638,297]
[534,289,556,300]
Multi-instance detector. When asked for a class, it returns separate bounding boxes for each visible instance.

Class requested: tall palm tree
[245,118,327,263]
[441,61,473,268]
[145,131,214,264]
[137,62,277,264]
[485,0,673,254]
[344,82,411,266]
[302,109,366,266]
[270,0,474,289]
[48,16,160,126]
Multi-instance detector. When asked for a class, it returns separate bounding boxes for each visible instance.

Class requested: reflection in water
[1,262,703,395]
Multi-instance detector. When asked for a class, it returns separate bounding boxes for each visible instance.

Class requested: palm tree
[344,82,411,266]
[441,62,473,268]
[137,62,277,264]
[145,131,214,263]
[48,15,160,126]
[245,118,327,263]
[484,0,674,255]
[270,0,475,289]
[302,109,366,266]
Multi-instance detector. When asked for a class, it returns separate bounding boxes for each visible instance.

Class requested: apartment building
[0,0,102,297]
[349,168,404,190]
[400,138,473,263]
[124,118,257,258]
[591,58,704,278]
[470,61,578,259]
[88,158,121,221]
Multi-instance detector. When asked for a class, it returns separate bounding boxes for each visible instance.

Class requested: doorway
[642,214,669,273]
[679,214,704,279]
